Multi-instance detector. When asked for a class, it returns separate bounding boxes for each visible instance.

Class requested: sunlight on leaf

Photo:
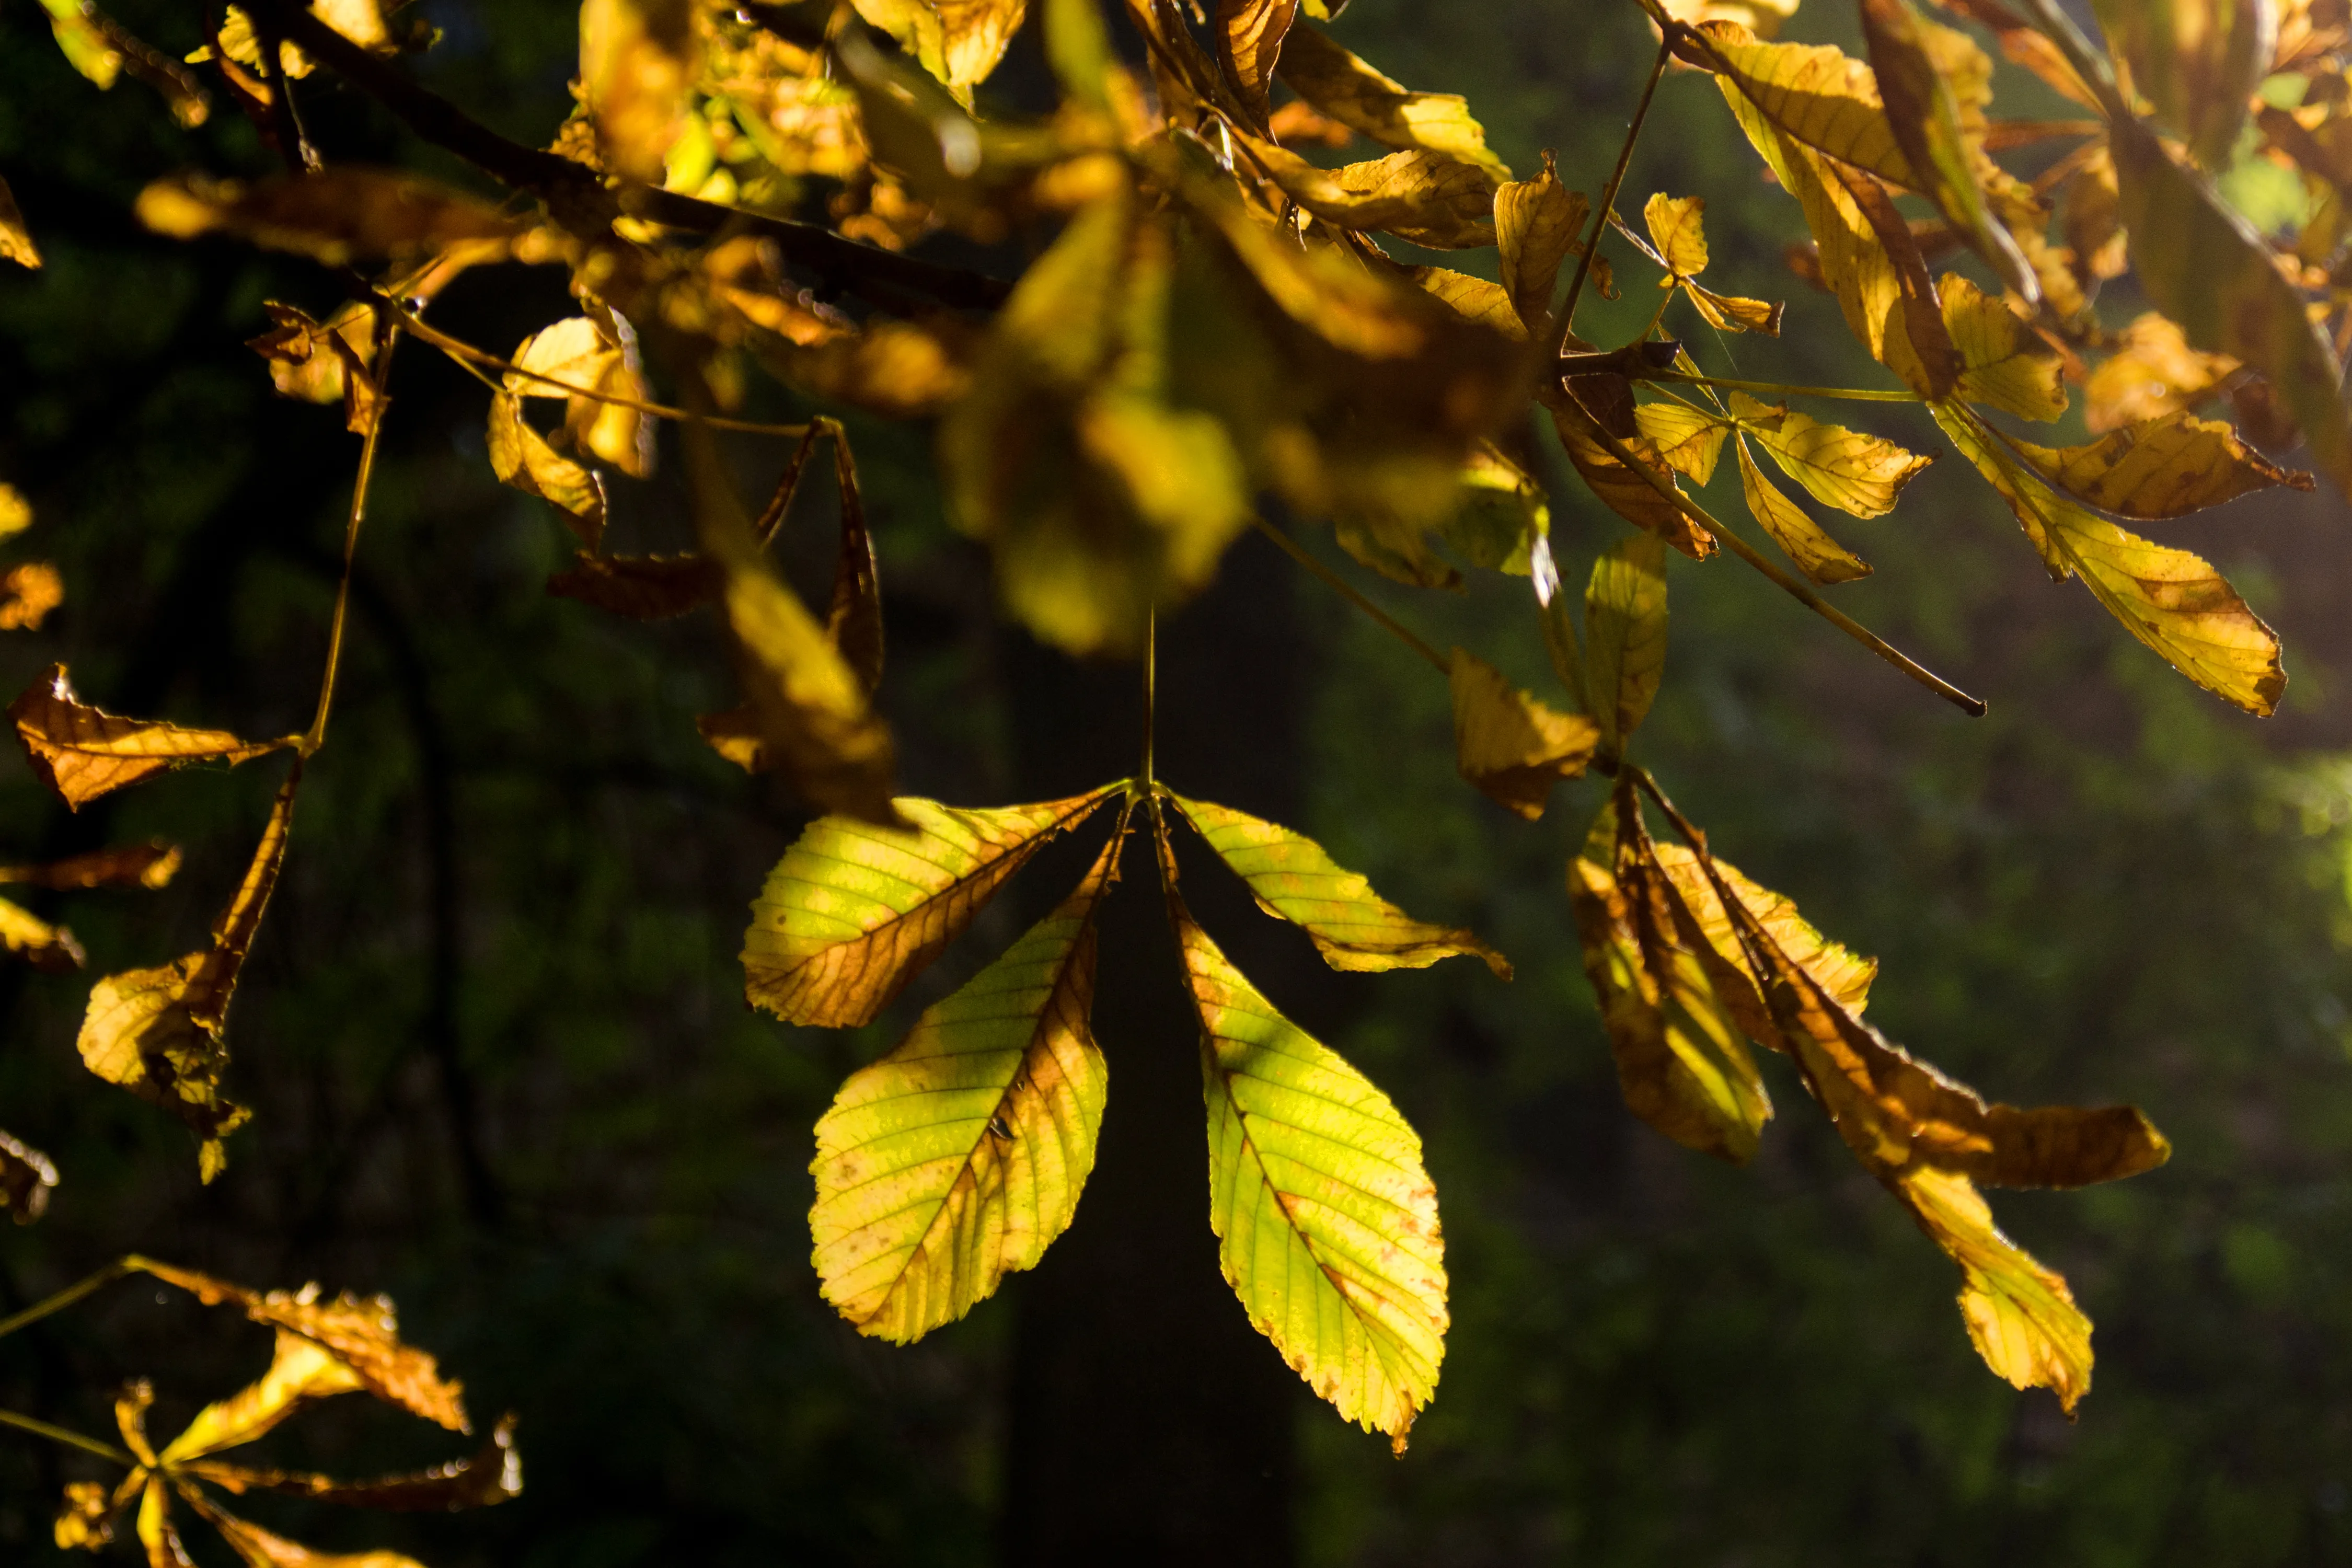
[0,176,39,269]
[1495,153,1586,336]
[1274,24,1511,180]
[580,0,701,182]
[2010,410,2313,519]
[0,1129,57,1224]
[1736,434,1872,582]
[136,171,519,267]
[1449,648,1599,818]
[10,664,285,811]
[1583,533,1670,757]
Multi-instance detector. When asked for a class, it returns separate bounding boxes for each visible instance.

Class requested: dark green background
[3,1,2350,1562]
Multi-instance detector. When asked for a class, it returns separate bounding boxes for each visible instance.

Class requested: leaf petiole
[0,1407,135,1467]
[1640,369,1926,404]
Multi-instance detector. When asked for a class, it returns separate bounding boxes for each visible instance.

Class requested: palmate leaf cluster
[0,0,2346,1500]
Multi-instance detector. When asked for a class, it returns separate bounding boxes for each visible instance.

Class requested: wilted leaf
[1583,533,1670,755]
[1243,136,1500,249]
[1217,0,1301,123]
[187,1494,428,1568]
[1495,153,1586,335]
[203,1413,522,1510]
[1550,389,1716,558]
[0,1128,56,1224]
[136,171,518,267]
[1161,823,1447,1451]
[811,817,1124,1341]
[1731,391,1931,516]
[487,396,606,549]
[579,0,700,182]
[1570,791,1771,1162]
[1893,1165,2091,1410]
[1275,23,1511,180]
[0,175,39,269]
[545,552,718,620]
[1941,272,2066,421]
[2010,410,2312,518]
[2086,311,2236,432]
[159,1332,366,1465]
[134,1260,470,1432]
[9,663,285,810]
[1168,791,1510,977]
[509,316,654,480]
[1448,647,1599,818]
[0,895,87,972]
[1644,193,1711,280]
[744,786,1120,1027]
[1686,280,1784,334]
[2112,116,2352,497]
[1,561,64,630]
[1935,401,2285,713]
[822,431,885,695]
[0,841,180,890]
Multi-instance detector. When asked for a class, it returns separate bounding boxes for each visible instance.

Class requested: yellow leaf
[0,894,86,973]
[135,171,518,267]
[0,1128,56,1225]
[1940,272,2066,421]
[1685,280,1784,335]
[812,820,1124,1341]
[1583,532,1670,755]
[192,1500,428,1568]
[1216,0,1300,123]
[1,561,63,630]
[1732,391,1931,517]
[1736,434,1873,583]
[1694,20,1912,185]
[1274,23,1511,181]
[1162,823,1447,1450]
[1495,153,1586,335]
[1440,441,1550,575]
[190,1412,522,1509]
[8,663,285,811]
[137,1474,189,1568]
[0,175,39,269]
[1168,791,1511,977]
[1860,0,2038,301]
[1242,136,1501,249]
[1892,1165,2092,1411]
[0,483,28,538]
[1550,388,1716,559]
[509,316,653,480]
[580,0,701,183]
[2112,117,2352,498]
[486,395,606,550]
[1934,401,2285,714]
[744,787,1121,1027]
[0,841,181,890]
[158,1332,365,1465]
[53,1480,110,1549]
[1658,0,1800,37]
[135,1259,472,1432]
[2092,0,2273,168]
[1449,647,1600,818]
[1632,401,1730,483]
[2085,310,2237,432]
[1648,838,1877,1025]
[1569,792,1771,1162]
[1410,267,1525,339]
[1643,192,1711,279]
[2009,410,2313,519]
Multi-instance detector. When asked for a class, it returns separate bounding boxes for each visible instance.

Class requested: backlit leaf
[1643,193,1711,279]
[1243,137,1500,249]
[1495,153,1586,335]
[811,817,1124,1341]
[158,1332,366,1465]
[135,171,518,267]
[1440,442,1550,575]
[199,1413,522,1509]
[1632,401,1730,483]
[0,484,28,538]
[2112,116,2352,497]
[2010,410,2313,518]
[1686,280,1784,334]
[744,786,1121,1027]
[1168,791,1511,977]
[1934,401,2285,713]
[2085,312,2236,432]
[1550,388,1716,559]
[1659,0,1801,38]
[1941,272,2066,421]
[1694,20,1912,185]
[1893,1165,2091,1409]
[9,664,285,810]
[2092,0,2275,169]
[1,561,63,630]
[1410,267,1525,339]
[1736,434,1873,582]
[510,316,654,481]
[0,1129,56,1224]
[0,841,180,890]
[1274,24,1511,181]
[186,1494,426,1568]
[1162,822,1447,1450]
[487,395,606,550]
[1583,532,1670,755]
[0,895,87,972]
[1449,647,1599,818]
[1732,391,1932,516]
[1217,0,1300,123]
[0,176,38,269]
[580,0,700,182]
[54,1480,109,1549]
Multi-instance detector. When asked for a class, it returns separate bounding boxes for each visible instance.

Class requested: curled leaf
[0,842,182,890]
[1448,648,1599,819]
[0,173,40,269]
[2010,410,2313,519]
[1495,153,1586,335]
[487,395,606,550]
[1217,0,1301,123]
[0,895,86,972]
[10,664,285,810]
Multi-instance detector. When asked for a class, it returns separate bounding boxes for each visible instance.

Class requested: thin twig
[1553,398,1987,715]
[0,1258,135,1342]
[0,1408,134,1467]
[250,15,319,173]
[1552,37,1675,359]
[304,322,399,753]
[1251,518,1450,674]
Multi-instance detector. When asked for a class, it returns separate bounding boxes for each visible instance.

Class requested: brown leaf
[9,664,285,810]
[136,170,519,267]
[1217,0,1301,124]
[1686,280,1784,334]
[822,430,885,695]
[0,562,63,629]
[0,1128,56,1224]
[135,1260,471,1433]
[1243,136,1501,249]
[194,1413,522,1512]
[185,1494,428,1568]
[1448,648,1599,819]
[0,841,182,890]
[695,704,767,773]
[2010,410,2314,519]
[1549,389,1716,559]
[546,553,719,620]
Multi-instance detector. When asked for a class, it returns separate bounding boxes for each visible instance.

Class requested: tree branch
[247,0,1013,311]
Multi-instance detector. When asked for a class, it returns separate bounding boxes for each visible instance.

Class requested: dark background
[5,1,2352,1563]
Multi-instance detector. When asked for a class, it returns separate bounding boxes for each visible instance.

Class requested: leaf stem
[384,301,814,439]
[1553,399,1987,715]
[1251,518,1449,675]
[1641,369,1926,403]
[1552,37,1674,359]
[0,1408,134,1467]
[0,1258,135,1342]
[303,321,400,755]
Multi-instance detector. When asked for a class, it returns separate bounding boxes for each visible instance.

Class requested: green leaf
[810,818,1125,1342]
[1161,822,1447,1451]
[743,786,1123,1027]
[1167,792,1511,977]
